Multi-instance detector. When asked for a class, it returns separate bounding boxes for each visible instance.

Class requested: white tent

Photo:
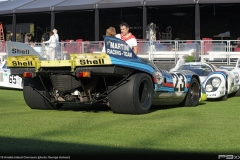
[0,0,239,41]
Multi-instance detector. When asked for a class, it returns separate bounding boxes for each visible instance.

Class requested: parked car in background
[0,60,23,89]
[170,58,240,100]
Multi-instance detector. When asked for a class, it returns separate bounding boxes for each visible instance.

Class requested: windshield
[178,64,212,76]
[206,63,217,71]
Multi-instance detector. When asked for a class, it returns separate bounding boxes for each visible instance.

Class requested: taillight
[23,72,33,78]
[152,76,157,83]
[78,71,91,78]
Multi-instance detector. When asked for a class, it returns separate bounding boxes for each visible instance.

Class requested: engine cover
[50,74,81,92]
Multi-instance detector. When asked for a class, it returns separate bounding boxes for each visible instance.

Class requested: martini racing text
[106,41,132,57]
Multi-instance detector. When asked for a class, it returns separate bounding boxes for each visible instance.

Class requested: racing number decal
[9,75,17,84]
[171,73,186,92]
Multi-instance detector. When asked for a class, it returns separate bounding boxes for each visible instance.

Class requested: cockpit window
[178,64,212,76]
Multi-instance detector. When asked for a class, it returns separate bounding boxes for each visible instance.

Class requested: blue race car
[6,36,204,114]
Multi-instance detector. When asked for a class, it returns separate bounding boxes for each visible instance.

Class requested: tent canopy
[15,0,66,13]
[54,0,99,11]
[97,0,144,9]
[145,0,195,6]
[0,0,239,15]
[0,0,34,14]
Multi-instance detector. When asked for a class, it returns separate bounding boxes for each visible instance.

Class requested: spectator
[102,26,116,52]
[41,31,49,42]
[237,37,240,48]
[24,33,30,44]
[53,29,60,58]
[29,34,35,42]
[9,32,13,41]
[106,27,116,37]
[53,29,59,42]
[29,41,35,48]
[116,22,138,55]
[44,31,57,60]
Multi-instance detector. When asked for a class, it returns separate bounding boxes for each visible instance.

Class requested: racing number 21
[9,75,17,84]
[172,73,185,92]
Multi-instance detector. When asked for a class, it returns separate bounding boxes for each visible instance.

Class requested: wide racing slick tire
[23,77,61,110]
[108,73,153,114]
[183,77,200,107]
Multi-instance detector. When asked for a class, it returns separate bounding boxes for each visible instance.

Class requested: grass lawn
[0,88,240,159]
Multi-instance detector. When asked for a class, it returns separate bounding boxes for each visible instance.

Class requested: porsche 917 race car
[170,58,240,100]
[0,59,22,89]
[6,36,205,114]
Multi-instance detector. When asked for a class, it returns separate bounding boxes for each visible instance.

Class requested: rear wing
[169,58,185,72]
[219,66,235,71]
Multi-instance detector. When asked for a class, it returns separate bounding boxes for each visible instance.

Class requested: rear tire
[108,73,153,114]
[183,77,200,106]
[23,77,61,110]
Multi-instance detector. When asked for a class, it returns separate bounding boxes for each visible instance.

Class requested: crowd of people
[8,22,138,60]
[8,32,35,43]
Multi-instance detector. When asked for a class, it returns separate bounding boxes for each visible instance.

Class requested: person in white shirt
[44,31,57,60]
[115,22,138,55]
[53,29,59,42]
[53,29,60,58]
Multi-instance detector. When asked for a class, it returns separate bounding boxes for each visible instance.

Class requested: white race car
[170,58,240,100]
[0,60,23,89]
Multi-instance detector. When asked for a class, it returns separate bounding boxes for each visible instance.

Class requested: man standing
[41,31,49,42]
[52,29,59,42]
[116,22,138,55]
[44,31,57,60]
[52,29,60,58]
[9,32,13,41]
[24,33,30,44]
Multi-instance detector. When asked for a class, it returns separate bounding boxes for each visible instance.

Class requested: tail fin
[236,58,240,68]
[6,41,45,60]
[175,58,185,69]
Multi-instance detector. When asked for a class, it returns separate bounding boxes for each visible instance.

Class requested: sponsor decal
[171,73,186,92]
[79,59,104,65]
[105,40,133,58]
[156,71,163,85]
[12,61,33,66]
[11,46,30,55]
[109,41,130,51]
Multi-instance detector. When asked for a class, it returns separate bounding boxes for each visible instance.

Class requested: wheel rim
[138,80,151,107]
[190,81,199,103]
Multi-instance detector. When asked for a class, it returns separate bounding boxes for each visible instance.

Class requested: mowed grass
[0,88,240,158]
